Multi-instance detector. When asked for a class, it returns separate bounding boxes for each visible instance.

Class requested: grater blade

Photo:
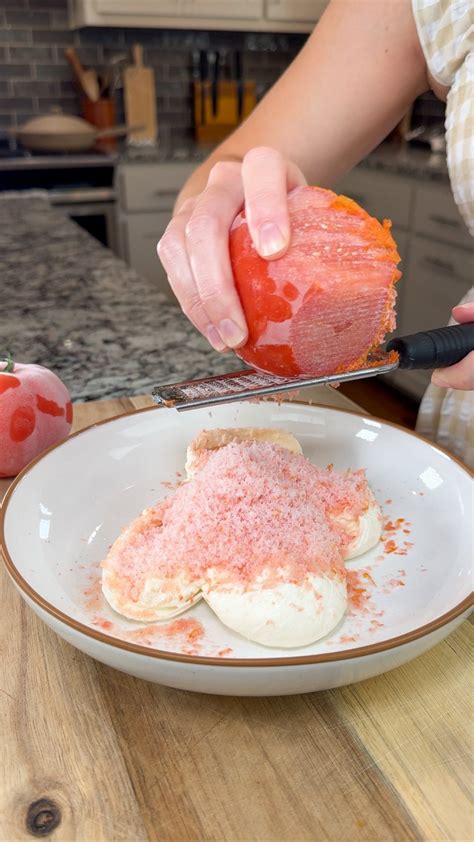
[152,353,399,411]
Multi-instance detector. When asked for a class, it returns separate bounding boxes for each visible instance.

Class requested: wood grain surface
[1,392,472,842]
[123,45,157,144]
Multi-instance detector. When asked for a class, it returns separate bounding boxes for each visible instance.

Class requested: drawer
[119,211,176,300]
[334,168,413,230]
[117,163,196,212]
[383,234,472,399]
[398,236,472,337]
[413,183,473,250]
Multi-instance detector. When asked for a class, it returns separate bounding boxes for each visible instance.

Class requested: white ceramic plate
[1,401,472,696]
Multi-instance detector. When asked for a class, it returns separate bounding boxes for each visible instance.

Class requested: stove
[0,147,119,251]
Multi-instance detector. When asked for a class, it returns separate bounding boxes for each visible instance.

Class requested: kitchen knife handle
[212,50,219,117]
[235,51,243,119]
[386,323,474,370]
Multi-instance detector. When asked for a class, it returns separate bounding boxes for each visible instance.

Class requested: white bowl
[1,402,472,696]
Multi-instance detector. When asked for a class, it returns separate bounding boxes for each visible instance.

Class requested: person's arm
[175,0,427,211]
[158,0,428,353]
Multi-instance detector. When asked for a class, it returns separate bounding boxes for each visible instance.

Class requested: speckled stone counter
[357,145,449,183]
[121,142,450,183]
[0,142,449,184]
[0,193,242,402]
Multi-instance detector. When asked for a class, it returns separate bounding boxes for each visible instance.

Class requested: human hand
[157,147,306,352]
[431,302,474,390]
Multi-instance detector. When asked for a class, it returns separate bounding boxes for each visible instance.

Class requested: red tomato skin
[229,186,401,377]
[0,362,73,477]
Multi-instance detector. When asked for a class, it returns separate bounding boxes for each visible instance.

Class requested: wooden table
[1,392,472,842]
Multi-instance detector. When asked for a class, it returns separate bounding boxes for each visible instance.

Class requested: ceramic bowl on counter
[1,401,472,696]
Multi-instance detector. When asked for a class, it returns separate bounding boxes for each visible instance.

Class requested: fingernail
[206,325,228,352]
[431,370,450,388]
[257,222,286,257]
[218,318,247,348]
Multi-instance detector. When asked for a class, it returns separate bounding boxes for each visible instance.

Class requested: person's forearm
[175,0,428,213]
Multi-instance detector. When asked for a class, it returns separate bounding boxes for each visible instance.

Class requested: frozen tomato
[229,185,401,377]
[0,356,72,477]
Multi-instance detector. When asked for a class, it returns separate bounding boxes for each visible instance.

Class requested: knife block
[193,80,256,144]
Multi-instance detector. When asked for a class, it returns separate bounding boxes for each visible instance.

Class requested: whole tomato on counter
[0,355,73,478]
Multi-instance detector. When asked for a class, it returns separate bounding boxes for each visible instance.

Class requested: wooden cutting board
[123,44,158,144]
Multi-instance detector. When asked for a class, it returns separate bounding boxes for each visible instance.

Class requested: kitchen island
[0,193,242,402]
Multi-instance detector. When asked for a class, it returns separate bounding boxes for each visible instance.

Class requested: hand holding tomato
[157,147,307,352]
[0,355,73,478]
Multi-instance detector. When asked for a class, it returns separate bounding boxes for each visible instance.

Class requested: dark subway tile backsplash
[0,63,32,78]
[0,28,31,42]
[0,0,445,150]
[0,0,307,148]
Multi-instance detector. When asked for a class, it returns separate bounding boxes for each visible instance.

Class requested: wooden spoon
[65,47,99,102]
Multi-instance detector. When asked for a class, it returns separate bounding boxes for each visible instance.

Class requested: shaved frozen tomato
[0,356,72,477]
[229,185,401,377]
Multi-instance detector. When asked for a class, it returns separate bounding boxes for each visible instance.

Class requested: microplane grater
[151,323,474,412]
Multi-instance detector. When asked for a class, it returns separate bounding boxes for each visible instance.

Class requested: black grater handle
[386,323,474,370]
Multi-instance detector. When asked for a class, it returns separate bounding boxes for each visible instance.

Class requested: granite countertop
[357,145,449,183]
[121,142,450,183]
[0,193,242,403]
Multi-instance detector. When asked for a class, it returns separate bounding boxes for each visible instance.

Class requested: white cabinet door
[400,236,473,336]
[386,234,473,399]
[265,0,327,22]
[413,182,473,251]
[333,169,414,230]
[119,211,176,301]
[117,163,196,213]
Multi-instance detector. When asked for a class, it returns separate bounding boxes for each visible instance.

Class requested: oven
[0,152,119,254]
[48,186,118,252]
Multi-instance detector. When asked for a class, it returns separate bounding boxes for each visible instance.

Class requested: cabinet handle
[422,255,455,273]
[120,221,129,262]
[117,173,126,210]
[429,214,459,229]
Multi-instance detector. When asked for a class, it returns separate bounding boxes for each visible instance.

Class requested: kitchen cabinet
[68,0,326,31]
[334,170,414,231]
[389,234,473,396]
[95,0,263,20]
[116,161,195,300]
[117,162,195,213]
[119,211,171,296]
[413,182,473,251]
[265,0,327,23]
